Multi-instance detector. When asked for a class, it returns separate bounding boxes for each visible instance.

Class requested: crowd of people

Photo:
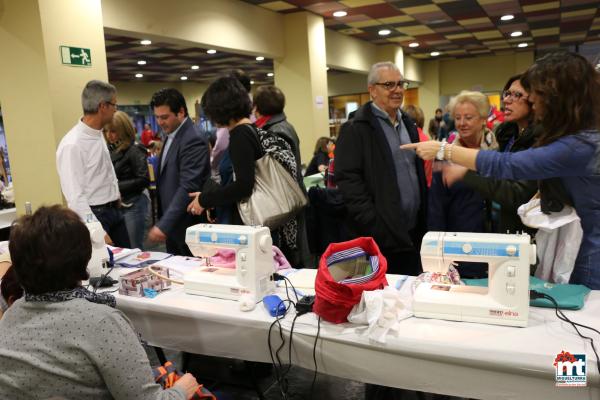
[0,51,598,398]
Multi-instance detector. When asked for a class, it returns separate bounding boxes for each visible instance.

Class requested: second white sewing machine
[413,231,536,327]
[183,224,275,301]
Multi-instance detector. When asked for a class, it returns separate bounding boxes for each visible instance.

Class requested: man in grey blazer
[147,88,210,256]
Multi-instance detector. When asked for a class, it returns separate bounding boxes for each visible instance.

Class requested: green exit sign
[60,46,92,67]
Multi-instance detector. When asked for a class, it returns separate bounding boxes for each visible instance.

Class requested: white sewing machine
[183,224,275,301]
[413,232,536,327]
[85,215,108,278]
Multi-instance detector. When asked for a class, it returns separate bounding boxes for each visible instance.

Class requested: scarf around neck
[25,286,116,308]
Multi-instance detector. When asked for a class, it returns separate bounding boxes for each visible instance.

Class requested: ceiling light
[511,31,523,37]
[256,56,265,61]
[137,60,146,65]
[409,42,419,48]
[180,76,188,81]
[430,51,440,57]
[326,67,330,71]
[517,43,528,48]
[378,29,391,36]
[250,80,255,85]
[500,14,514,21]
[207,49,217,54]
[333,11,347,18]
[191,65,199,70]
[135,73,143,78]
[267,72,274,77]
[140,39,152,45]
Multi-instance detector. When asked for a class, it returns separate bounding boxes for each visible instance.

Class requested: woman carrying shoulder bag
[187,76,262,225]
[187,77,304,258]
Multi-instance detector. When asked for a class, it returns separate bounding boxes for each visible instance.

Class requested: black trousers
[166,237,193,257]
[381,248,422,276]
[91,204,131,248]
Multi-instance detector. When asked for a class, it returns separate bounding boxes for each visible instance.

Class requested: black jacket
[462,122,539,234]
[335,102,427,253]
[109,143,150,204]
[262,113,304,188]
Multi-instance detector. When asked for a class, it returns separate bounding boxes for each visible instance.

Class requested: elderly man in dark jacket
[335,62,427,275]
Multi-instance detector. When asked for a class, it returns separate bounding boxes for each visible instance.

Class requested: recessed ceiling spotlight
[250,80,255,85]
[191,65,199,70]
[137,60,146,65]
[500,14,514,21]
[206,49,217,54]
[409,42,419,48]
[333,11,347,18]
[256,56,265,61]
[517,43,528,48]
[267,72,274,77]
[430,51,440,57]
[511,31,523,37]
[180,76,188,81]
[135,73,143,78]
[378,29,392,36]
[140,39,152,45]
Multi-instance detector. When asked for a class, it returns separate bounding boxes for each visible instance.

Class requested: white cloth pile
[347,286,412,344]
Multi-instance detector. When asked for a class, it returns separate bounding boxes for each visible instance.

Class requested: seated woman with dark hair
[0,205,199,399]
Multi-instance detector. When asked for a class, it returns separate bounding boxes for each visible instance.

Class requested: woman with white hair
[428,90,498,277]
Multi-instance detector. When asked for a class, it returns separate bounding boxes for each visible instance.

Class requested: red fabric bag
[313,237,388,323]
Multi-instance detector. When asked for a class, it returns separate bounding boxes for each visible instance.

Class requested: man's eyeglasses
[502,90,527,101]
[105,101,118,108]
[374,80,410,91]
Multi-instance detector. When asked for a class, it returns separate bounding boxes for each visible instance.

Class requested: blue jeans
[91,204,131,248]
[122,193,149,250]
[570,251,600,290]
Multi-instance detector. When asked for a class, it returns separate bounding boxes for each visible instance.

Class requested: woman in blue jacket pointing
[402,52,600,290]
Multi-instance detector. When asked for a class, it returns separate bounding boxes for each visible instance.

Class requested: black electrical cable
[309,316,321,400]
[531,290,600,376]
[282,275,300,303]
[267,299,294,400]
[92,265,114,293]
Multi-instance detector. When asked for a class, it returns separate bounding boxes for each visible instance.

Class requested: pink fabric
[208,246,291,270]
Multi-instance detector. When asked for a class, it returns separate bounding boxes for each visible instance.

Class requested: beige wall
[404,56,422,83]
[439,51,534,95]
[274,12,329,163]
[327,72,367,97]
[102,0,284,58]
[325,29,377,73]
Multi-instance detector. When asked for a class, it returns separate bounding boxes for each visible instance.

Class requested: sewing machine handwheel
[259,235,272,253]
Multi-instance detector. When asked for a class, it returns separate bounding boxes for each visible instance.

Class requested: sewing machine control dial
[461,243,472,254]
[239,235,247,245]
[211,232,218,242]
[506,245,517,256]
[507,266,516,277]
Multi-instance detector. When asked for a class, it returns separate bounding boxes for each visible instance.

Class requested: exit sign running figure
[60,46,92,67]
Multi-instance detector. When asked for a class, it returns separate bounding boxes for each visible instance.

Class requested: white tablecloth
[109,270,600,399]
